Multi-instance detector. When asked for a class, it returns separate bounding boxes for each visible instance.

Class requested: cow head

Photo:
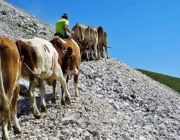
[50,37,67,50]
[50,37,62,49]
[62,47,79,76]
[50,37,68,66]
[77,42,89,57]
[97,26,104,37]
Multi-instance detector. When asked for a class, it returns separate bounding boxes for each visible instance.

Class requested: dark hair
[62,13,68,19]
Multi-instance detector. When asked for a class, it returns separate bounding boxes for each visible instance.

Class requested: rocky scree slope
[0,1,180,140]
[2,58,180,140]
[0,0,54,41]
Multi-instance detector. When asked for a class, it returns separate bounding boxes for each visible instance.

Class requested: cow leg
[2,123,9,140]
[39,82,47,113]
[12,112,21,134]
[61,74,68,105]
[74,75,79,97]
[85,50,89,61]
[29,81,41,119]
[11,85,21,134]
[61,84,65,105]
[8,119,12,130]
[87,50,90,61]
[105,46,109,58]
[52,80,56,104]
[101,45,105,58]
[97,45,101,59]
[57,74,71,105]
[90,46,95,60]
[94,44,98,60]
[66,75,69,90]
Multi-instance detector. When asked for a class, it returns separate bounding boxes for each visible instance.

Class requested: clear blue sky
[7,0,180,78]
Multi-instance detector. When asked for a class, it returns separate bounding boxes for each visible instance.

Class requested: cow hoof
[75,93,79,97]
[13,126,22,134]
[65,97,71,105]
[52,98,56,104]
[41,105,47,113]
[34,114,42,119]
[61,99,65,105]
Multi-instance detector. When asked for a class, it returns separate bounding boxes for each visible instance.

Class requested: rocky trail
[1,58,179,140]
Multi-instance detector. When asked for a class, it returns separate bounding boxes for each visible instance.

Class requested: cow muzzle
[66,67,79,76]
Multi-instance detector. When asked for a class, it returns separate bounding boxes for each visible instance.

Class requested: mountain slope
[0,0,55,41]
[138,69,180,93]
[0,1,180,140]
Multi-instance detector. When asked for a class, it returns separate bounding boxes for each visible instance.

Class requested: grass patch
[17,23,28,30]
[137,69,180,94]
[1,10,7,15]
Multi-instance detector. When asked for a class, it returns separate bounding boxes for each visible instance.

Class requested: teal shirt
[55,18,69,36]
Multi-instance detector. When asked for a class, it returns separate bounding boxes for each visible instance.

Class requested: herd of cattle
[0,23,108,140]
[72,23,109,61]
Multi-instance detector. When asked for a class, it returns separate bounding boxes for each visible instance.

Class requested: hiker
[55,13,74,39]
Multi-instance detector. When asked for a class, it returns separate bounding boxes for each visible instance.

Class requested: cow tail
[0,50,11,127]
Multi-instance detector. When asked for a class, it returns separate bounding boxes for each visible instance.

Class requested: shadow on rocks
[18,85,54,117]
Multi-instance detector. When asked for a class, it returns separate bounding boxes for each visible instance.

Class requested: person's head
[62,13,68,20]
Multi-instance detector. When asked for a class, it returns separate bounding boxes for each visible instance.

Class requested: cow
[97,26,109,58]
[0,36,23,140]
[50,37,81,101]
[84,26,99,61]
[72,23,87,43]
[15,37,71,119]
[71,23,88,58]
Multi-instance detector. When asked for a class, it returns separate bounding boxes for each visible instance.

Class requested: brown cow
[72,23,87,43]
[84,26,99,61]
[16,37,71,119]
[0,36,23,140]
[97,26,109,58]
[72,23,89,58]
[50,37,81,101]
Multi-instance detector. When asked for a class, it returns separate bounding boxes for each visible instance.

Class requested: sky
[7,0,180,78]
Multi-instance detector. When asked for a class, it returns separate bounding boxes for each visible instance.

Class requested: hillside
[0,0,55,41]
[0,1,180,140]
[137,69,180,94]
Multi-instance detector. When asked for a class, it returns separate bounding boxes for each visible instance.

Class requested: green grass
[1,10,7,15]
[137,69,180,94]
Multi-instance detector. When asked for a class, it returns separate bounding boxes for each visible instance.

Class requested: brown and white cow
[50,37,81,100]
[97,26,109,58]
[84,26,99,61]
[0,36,23,140]
[15,37,71,118]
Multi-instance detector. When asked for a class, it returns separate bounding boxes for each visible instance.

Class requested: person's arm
[64,25,74,35]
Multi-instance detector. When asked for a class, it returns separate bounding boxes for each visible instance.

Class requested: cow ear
[67,47,72,55]
[20,56,24,62]
[16,41,22,56]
